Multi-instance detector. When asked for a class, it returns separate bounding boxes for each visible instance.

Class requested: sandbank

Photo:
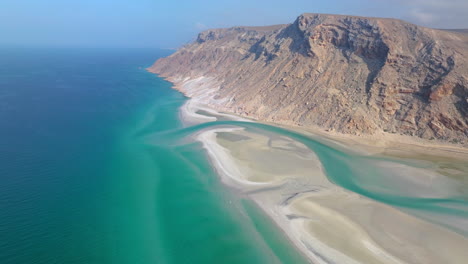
[182,98,468,264]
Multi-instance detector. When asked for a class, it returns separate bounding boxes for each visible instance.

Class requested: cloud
[409,9,436,24]
[377,0,468,28]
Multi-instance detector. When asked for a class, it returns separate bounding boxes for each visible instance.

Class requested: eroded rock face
[149,13,468,145]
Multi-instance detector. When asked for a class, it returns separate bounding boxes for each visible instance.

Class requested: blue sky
[1,0,467,48]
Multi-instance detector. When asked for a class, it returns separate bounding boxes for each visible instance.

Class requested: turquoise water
[170,122,468,218]
[0,48,309,264]
[1,47,467,264]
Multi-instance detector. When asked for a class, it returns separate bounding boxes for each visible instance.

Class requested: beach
[180,98,468,264]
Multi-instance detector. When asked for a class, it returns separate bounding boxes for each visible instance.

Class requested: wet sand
[181,99,468,264]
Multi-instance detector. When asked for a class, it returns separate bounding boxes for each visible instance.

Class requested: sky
[1,0,467,48]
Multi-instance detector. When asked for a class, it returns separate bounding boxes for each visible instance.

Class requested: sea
[0,47,309,264]
[1,47,467,264]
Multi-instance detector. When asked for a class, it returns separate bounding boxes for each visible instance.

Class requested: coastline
[150,72,468,158]
[177,97,468,264]
[150,71,468,263]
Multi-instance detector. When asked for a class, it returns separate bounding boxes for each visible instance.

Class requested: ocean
[0,47,308,264]
[1,47,467,264]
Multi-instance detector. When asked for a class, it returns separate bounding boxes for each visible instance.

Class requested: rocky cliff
[149,13,468,145]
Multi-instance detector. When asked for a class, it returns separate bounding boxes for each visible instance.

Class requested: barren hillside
[150,13,468,145]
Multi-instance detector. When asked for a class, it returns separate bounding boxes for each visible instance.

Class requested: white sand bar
[184,99,468,264]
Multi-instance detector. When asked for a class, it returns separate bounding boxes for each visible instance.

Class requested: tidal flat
[182,99,468,264]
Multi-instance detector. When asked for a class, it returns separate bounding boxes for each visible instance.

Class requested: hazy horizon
[1,0,467,49]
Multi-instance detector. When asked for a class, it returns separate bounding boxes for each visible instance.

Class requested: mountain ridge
[150,13,468,146]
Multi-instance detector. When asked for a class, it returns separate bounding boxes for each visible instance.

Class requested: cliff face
[149,13,468,145]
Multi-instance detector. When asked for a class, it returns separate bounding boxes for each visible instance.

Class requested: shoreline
[193,124,328,262]
[150,71,468,263]
[149,72,468,159]
[177,96,468,264]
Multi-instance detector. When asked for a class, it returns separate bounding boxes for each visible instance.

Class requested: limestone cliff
[149,13,468,145]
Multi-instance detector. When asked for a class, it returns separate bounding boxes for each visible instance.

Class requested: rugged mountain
[149,13,468,145]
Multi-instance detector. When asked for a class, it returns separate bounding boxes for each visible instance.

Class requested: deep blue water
[0,47,308,264]
[2,46,466,264]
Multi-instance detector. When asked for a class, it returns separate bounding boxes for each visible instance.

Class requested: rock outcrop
[149,13,468,145]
